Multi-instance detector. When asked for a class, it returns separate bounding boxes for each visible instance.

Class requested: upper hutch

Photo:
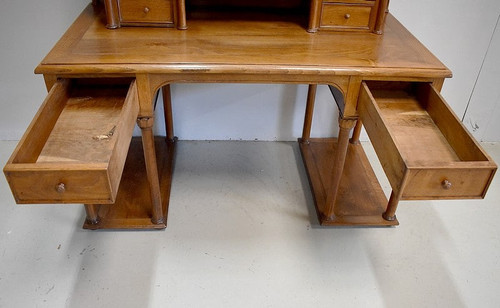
[103,0,390,33]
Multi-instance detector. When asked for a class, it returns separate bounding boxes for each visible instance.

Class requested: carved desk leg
[84,204,100,225]
[298,91,396,226]
[349,119,363,145]
[137,116,164,224]
[301,84,318,143]
[162,85,175,142]
[323,117,357,221]
[383,191,403,221]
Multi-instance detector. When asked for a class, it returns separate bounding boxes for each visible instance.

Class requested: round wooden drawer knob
[344,14,351,19]
[56,182,66,193]
[442,179,452,190]
[143,7,150,13]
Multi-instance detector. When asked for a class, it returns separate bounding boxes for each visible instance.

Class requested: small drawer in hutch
[320,1,377,31]
[103,0,389,34]
[308,0,388,33]
[120,0,174,25]
[358,81,497,219]
[104,0,176,28]
[4,79,139,204]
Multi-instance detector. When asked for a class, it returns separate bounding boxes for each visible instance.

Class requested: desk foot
[382,212,397,222]
[299,138,398,227]
[83,137,176,230]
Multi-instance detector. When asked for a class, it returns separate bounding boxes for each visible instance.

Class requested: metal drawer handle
[441,179,452,190]
[143,7,150,13]
[344,14,351,19]
[56,182,66,193]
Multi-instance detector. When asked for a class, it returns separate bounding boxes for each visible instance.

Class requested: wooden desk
[4,4,496,229]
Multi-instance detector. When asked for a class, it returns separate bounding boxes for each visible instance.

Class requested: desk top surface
[36,5,451,79]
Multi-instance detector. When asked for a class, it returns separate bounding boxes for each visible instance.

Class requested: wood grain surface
[36,5,450,78]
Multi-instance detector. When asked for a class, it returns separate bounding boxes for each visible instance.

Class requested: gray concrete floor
[0,140,499,307]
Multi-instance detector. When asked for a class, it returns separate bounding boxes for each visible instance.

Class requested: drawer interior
[364,82,492,168]
[4,79,139,204]
[13,81,133,165]
[37,86,130,164]
[358,81,496,220]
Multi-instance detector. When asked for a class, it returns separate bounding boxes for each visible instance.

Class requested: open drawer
[4,79,139,204]
[358,81,496,218]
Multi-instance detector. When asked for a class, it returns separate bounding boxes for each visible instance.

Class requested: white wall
[148,84,337,140]
[463,16,500,142]
[1,1,499,141]
[390,0,500,138]
[0,0,89,140]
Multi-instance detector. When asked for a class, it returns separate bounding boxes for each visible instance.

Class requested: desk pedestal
[84,136,398,229]
[299,138,398,226]
[83,137,176,230]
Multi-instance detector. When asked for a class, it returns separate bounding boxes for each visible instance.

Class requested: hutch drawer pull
[441,179,452,190]
[55,182,66,193]
[344,14,351,19]
[143,7,150,13]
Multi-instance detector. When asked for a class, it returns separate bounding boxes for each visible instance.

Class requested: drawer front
[320,2,374,30]
[119,0,174,25]
[4,79,139,204]
[358,81,496,200]
[403,168,495,199]
[5,169,111,204]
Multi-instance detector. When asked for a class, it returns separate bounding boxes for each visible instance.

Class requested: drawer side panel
[421,83,493,162]
[107,81,140,198]
[358,82,407,193]
[10,80,70,164]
